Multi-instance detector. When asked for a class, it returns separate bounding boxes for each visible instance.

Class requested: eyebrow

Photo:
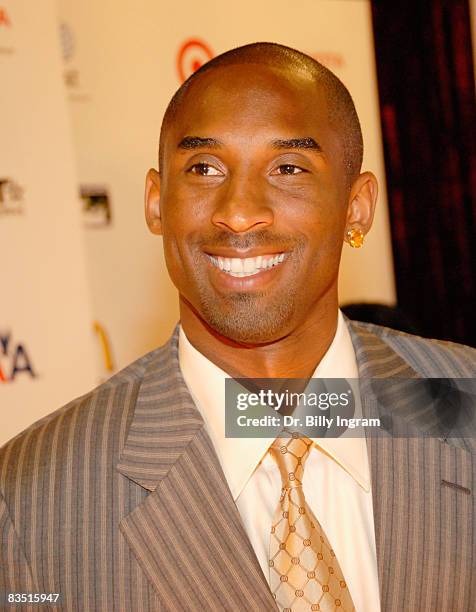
[177,135,323,153]
[178,136,223,149]
[271,137,322,152]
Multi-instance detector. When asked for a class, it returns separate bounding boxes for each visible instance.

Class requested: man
[1,43,475,612]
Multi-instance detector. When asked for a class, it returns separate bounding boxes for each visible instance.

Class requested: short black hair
[159,42,363,185]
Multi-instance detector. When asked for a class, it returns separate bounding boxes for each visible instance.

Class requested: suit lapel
[349,321,473,611]
[117,329,277,611]
[116,321,472,611]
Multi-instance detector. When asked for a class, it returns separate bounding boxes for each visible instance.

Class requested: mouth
[205,252,287,278]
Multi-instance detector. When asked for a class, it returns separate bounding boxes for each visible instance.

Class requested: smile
[206,253,286,277]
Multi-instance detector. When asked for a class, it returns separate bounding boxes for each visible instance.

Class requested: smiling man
[1,43,475,612]
[147,47,374,371]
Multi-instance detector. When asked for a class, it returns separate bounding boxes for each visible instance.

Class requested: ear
[344,171,378,241]
[145,168,162,235]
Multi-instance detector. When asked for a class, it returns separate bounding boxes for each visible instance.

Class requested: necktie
[268,431,355,612]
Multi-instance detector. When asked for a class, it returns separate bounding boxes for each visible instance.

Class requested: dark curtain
[371,0,476,346]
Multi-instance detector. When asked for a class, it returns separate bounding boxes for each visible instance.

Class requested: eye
[275,164,306,175]
[188,163,222,176]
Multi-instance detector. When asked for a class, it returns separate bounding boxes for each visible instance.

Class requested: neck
[179,298,339,379]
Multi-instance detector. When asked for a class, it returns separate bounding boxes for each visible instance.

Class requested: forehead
[165,63,336,148]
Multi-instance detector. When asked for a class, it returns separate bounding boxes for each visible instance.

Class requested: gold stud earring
[346,228,364,248]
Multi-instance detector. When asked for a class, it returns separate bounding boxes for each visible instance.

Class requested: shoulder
[0,344,168,495]
[348,319,476,377]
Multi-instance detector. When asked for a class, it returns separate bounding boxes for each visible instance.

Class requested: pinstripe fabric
[0,321,475,611]
[348,321,476,612]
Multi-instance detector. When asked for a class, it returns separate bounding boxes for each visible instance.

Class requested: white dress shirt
[178,311,381,612]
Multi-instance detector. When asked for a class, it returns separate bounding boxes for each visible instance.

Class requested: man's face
[152,64,353,344]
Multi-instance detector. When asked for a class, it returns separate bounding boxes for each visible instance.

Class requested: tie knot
[269,432,313,489]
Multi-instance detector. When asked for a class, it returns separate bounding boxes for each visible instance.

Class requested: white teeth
[243,258,255,273]
[231,258,242,273]
[207,253,286,277]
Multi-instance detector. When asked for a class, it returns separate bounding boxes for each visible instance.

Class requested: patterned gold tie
[268,431,355,612]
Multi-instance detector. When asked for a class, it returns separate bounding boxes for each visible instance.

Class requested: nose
[211,173,274,233]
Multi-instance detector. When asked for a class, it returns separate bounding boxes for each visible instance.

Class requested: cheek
[295,195,347,247]
[161,234,183,290]
[160,188,214,257]
[295,204,347,276]
[160,210,208,295]
[159,207,192,284]
[164,173,216,218]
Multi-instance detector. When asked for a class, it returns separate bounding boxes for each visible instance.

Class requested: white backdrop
[58,0,396,373]
[0,0,97,444]
[1,0,398,445]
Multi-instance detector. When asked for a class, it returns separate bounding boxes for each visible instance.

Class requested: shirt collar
[178,310,370,499]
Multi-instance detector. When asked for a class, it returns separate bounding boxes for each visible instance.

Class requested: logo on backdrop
[309,51,344,71]
[0,332,36,383]
[80,184,112,227]
[177,38,214,83]
[174,40,345,83]
[0,6,10,27]
[59,21,90,101]
[60,21,79,89]
[0,6,14,55]
[0,178,24,215]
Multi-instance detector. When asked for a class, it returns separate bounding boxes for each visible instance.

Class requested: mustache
[195,230,305,251]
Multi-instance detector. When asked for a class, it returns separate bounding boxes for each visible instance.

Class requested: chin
[201,299,294,346]
[212,324,280,345]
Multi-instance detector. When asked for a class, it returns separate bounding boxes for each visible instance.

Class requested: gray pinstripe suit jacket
[1,321,475,612]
